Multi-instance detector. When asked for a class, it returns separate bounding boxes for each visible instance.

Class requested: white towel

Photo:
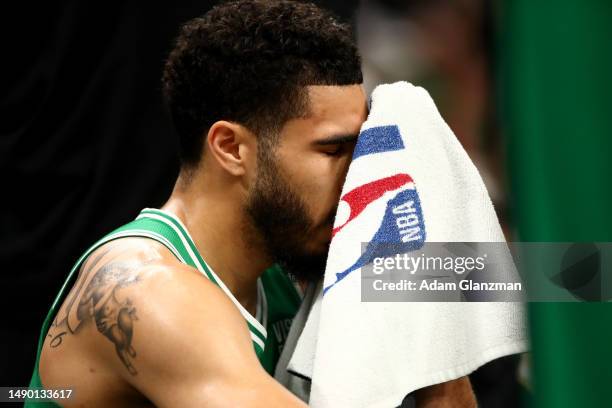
[275,82,528,408]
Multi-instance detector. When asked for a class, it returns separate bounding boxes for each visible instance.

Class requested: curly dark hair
[162,0,362,167]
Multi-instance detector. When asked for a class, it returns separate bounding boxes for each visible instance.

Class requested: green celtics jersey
[27,208,301,407]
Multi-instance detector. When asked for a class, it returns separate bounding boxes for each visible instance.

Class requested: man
[30,1,474,407]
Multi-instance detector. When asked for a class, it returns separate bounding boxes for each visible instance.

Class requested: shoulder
[40,237,250,399]
[48,235,247,351]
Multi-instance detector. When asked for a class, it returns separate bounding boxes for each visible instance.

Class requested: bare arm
[413,376,476,408]
[40,240,304,407]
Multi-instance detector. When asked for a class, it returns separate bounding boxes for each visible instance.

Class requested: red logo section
[333,173,413,237]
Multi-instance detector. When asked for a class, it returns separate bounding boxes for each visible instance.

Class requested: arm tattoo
[48,248,142,375]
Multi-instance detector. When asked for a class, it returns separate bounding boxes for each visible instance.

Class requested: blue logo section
[324,188,426,293]
[352,125,405,160]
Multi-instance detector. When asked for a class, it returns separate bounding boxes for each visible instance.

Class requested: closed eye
[314,134,358,158]
[322,146,344,156]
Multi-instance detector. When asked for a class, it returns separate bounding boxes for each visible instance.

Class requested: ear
[206,121,256,176]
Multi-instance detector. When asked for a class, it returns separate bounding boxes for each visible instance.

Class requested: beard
[244,152,332,283]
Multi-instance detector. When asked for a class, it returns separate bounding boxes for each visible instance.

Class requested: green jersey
[26,208,301,407]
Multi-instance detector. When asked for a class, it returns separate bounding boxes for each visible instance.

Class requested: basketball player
[29,1,474,407]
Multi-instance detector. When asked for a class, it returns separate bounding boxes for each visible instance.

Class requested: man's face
[245,85,367,282]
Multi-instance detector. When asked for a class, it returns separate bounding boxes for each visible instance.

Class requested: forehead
[280,85,368,144]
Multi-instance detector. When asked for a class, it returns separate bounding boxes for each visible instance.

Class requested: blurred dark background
[2,1,523,407]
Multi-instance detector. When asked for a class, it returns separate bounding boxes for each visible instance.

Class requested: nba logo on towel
[324,125,426,293]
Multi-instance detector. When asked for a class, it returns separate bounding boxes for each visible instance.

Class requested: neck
[162,170,272,315]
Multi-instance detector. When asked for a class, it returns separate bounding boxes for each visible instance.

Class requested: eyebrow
[314,134,359,146]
